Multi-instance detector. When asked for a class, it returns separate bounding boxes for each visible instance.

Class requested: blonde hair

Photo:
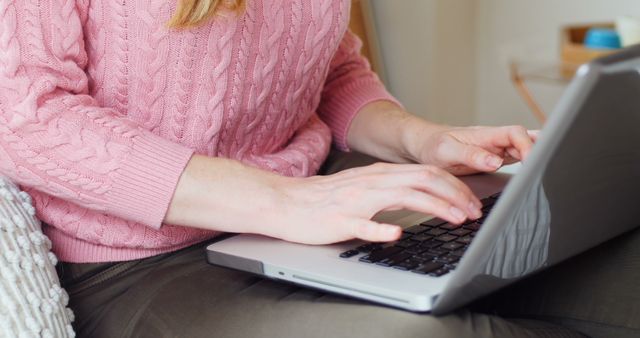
[168,0,245,29]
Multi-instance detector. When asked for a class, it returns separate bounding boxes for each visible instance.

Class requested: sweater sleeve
[317,30,402,151]
[0,1,194,229]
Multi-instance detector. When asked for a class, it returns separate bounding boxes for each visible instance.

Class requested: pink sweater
[0,0,397,263]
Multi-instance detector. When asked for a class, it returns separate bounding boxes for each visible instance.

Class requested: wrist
[164,155,288,235]
[348,101,440,163]
[399,116,450,163]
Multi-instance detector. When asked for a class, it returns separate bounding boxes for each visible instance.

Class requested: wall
[369,0,639,128]
[369,0,477,126]
[475,0,640,128]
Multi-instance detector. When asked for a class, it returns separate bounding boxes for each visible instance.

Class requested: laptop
[206,45,640,314]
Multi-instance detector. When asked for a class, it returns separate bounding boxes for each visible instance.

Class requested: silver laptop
[206,45,640,314]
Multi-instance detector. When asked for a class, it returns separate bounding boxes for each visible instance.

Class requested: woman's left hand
[347,101,538,176]
[414,126,538,176]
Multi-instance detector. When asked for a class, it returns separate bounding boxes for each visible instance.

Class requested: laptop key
[355,243,382,253]
[440,223,462,230]
[394,239,419,249]
[411,234,434,242]
[440,242,465,251]
[415,253,436,261]
[464,222,482,231]
[429,268,451,277]
[339,250,359,258]
[404,245,427,255]
[377,252,412,267]
[420,218,447,227]
[462,218,477,225]
[481,198,496,208]
[403,225,429,235]
[399,233,413,241]
[449,228,472,237]
[411,262,444,275]
[450,249,466,257]
[418,240,442,249]
[359,246,403,263]
[435,254,460,265]
[435,234,458,242]
[426,247,449,256]
[456,236,473,245]
[426,228,448,236]
[393,259,422,271]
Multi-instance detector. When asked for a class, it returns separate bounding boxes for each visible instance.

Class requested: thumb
[351,220,402,242]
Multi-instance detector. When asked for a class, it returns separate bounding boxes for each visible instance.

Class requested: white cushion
[0,177,75,338]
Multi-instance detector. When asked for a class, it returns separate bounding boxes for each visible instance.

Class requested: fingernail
[450,207,466,221]
[468,202,482,219]
[384,226,400,239]
[472,199,482,209]
[486,155,502,168]
[468,201,481,215]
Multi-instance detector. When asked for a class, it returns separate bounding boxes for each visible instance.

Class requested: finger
[363,162,463,174]
[339,163,476,194]
[337,162,437,179]
[505,126,534,160]
[375,187,480,224]
[335,163,482,218]
[502,155,519,166]
[468,126,534,160]
[528,130,540,142]
[443,165,482,176]
[437,138,504,172]
[506,147,522,161]
[413,166,482,217]
[363,167,482,217]
[351,220,402,242]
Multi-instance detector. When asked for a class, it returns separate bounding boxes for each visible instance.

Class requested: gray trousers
[58,151,640,338]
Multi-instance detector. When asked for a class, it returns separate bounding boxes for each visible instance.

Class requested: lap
[61,242,581,338]
[481,226,640,337]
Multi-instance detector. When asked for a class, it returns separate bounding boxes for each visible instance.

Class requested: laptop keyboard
[339,193,501,277]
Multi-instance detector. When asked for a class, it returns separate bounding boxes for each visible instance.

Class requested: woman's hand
[267,162,482,244]
[347,101,537,175]
[165,156,482,245]
[411,126,538,176]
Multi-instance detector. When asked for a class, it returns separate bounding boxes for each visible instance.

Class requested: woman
[1,0,625,337]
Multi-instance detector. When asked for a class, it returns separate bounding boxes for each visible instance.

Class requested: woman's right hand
[266,162,482,244]
[165,156,482,245]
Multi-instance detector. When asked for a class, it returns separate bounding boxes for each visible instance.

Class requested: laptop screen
[435,49,640,313]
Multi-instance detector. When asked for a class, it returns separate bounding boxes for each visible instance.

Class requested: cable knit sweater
[0,0,397,263]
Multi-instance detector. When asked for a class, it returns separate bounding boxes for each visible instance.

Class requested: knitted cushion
[0,177,75,338]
